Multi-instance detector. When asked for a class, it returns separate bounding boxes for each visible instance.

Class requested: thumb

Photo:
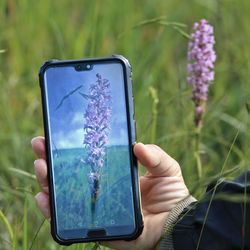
[134,143,182,177]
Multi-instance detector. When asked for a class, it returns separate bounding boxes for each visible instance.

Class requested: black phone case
[39,55,144,245]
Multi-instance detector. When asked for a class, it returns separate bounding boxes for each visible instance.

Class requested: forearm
[158,170,250,250]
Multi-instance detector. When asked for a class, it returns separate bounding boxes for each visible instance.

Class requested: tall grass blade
[246,101,250,114]
[0,210,14,247]
[29,219,45,250]
[9,167,36,180]
[13,230,17,250]
[148,86,159,143]
[22,197,28,250]
[242,109,249,249]
[189,164,242,196]
[118,16,187,38]
[218,113,246,132]
[195,129,240,250]
[158,21,190,38]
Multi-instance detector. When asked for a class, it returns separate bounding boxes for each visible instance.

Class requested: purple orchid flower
[187,19,216,128]
[83,73,112,203]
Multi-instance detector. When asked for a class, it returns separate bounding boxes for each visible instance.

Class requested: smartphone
[39,55,143,245]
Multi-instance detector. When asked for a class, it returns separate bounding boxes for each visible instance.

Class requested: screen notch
[74,63,93,71]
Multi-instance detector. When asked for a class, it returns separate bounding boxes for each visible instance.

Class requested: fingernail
[34,159,39,165]
[31,136,42,145]
[31,137,36,145]
[137,142,144,145]
[137,142,145,147]
[35,192,41,201]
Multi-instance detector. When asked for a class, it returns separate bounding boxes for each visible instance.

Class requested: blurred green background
[0,0,249,249]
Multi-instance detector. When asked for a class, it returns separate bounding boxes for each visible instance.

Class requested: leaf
[9,167,36,180]
[246,101,250,114]
[217,112,246,132]
[79,92,92,100]
[29,220,45,250]
[15,187,33,195]
[118,16,188,38]
[22,197,28,250]
[212,193,250,203]
[0,210,14,242]
[133,17,187,29]
[132,16,168,28]
[92,243,101,250]
[189,164,242,195]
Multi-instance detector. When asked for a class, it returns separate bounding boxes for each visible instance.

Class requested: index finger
[31,136,46,159]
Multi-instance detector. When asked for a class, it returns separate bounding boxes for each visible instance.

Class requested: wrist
[157,195,197,250]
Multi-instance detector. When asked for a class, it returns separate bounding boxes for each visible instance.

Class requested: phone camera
[86,64,91,70]
[75,64,83,71]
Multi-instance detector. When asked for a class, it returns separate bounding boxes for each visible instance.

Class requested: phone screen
[43,61,136,239]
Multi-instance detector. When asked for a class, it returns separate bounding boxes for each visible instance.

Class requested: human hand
[32,136,191,250]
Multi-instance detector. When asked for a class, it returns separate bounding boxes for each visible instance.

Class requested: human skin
[31,136,191,250]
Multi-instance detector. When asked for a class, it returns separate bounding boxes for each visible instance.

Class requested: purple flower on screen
[83,73,112,202]
[187,19,216,127]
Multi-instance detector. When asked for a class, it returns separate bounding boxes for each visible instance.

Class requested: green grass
[0,0,250,249]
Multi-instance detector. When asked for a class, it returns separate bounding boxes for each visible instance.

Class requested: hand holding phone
[32,138,190,249]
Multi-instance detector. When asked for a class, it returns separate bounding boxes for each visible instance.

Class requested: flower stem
[194,125,202,179]
[149,86,159,143]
